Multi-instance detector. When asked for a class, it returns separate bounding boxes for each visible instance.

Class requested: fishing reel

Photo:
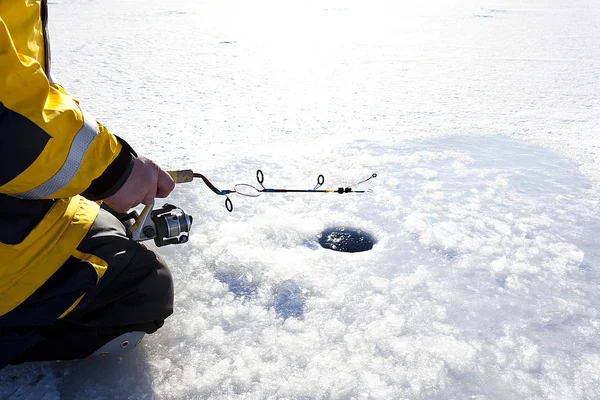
[127,201,193,247]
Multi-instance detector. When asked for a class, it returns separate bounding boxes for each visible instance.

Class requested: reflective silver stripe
[16,110,98,199]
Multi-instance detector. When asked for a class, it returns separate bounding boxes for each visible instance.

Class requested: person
[0,0,177,368]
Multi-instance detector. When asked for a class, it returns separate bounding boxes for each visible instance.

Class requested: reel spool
[128,201,193,247]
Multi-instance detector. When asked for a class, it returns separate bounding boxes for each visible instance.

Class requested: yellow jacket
[0,1,133,316]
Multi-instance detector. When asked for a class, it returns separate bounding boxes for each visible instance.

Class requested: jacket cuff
[81,136,136,201]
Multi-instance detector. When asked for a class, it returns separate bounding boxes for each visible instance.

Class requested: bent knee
[93,244,176,333]
[130,244,174,319]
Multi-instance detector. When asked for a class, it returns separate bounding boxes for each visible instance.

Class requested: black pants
[0,207,174,368]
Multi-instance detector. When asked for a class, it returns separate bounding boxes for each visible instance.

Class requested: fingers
[101,155,175,212]
[156,167,175,199]
[141,160,159,205]
[141,189,157,206]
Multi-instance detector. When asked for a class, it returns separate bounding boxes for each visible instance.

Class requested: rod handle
[168,170,195,184]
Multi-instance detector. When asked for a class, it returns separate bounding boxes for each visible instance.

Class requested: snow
[2,0,600,398]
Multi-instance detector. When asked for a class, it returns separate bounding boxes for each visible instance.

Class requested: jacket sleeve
[0,16,134,201]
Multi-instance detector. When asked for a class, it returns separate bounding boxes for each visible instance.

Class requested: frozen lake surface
[2,0,600,399]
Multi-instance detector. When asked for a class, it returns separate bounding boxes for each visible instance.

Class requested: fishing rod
[127,169,376,247]
[168,169,377,212]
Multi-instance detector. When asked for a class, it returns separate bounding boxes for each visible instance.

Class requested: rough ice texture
[2,0,600,399]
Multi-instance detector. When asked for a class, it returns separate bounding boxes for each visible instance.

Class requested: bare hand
[102,156,175,212]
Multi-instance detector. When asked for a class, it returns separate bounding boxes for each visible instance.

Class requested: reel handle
[128,201,156,242]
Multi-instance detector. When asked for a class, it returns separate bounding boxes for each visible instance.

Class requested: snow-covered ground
[2,0,600,398]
